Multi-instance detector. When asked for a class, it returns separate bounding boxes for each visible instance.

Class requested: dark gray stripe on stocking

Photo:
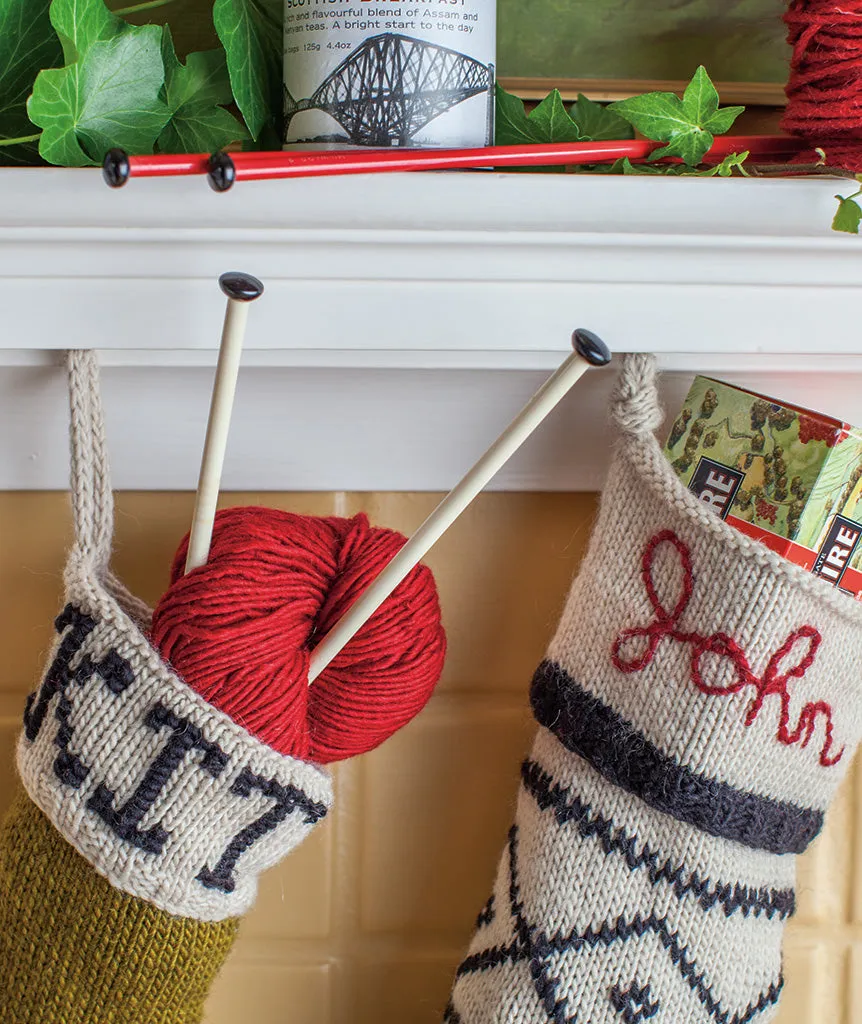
[530,660,823,855]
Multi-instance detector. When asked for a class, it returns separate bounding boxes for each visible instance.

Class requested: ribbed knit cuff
[18,585,333,922]
[0,790,238,1024]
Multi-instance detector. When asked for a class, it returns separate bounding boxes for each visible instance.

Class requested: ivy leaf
[606,153,750,178]
[495,85,581,145]
[213,0,282,142]
[569,93,633,142]
[593,157,696,176]
[833,194,862,234]
[495,84,540,144]
[684,151,750,177]
[683,62,721,127]
[0,0,63,164]
[611,66,744,167]
[714,150,750,176]
[157,31,248,153]
[527,90,582,142]
[28,24,169,165]
[51,0,122,63]
[615,157,666,175]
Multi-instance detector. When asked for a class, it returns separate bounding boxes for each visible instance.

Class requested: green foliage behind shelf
[0,0,747,170]
[0,0,854,238]
[494,68,745,171]
[0,0,63,164]
[0,0,276,165]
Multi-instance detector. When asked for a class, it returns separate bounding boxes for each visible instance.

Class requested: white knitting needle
[307,328,612,682]
[185,272,264,574]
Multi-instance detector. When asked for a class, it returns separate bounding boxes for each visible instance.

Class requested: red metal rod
[125,153,211,176]
[122,140,654,179]
[110,135,808,187]
[226,136,805,182]
[231,140,658,180]
[225,136,805,187]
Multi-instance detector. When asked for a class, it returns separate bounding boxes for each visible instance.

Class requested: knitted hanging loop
[783,0,862,169]
[445,354,862,1024]
[0,351,335,1024]
[609,352,663,437]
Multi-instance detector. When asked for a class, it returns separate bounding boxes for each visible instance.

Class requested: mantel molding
[2,168,861,490]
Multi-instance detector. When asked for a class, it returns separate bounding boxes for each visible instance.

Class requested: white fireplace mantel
[2,168,862,491]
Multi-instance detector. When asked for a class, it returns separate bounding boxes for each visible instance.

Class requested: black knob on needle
[572,328,612,366]
[219,272,264,302]
[102,148,130,188]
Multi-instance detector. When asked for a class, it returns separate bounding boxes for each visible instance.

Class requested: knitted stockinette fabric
[445,355,862,1024]
[0,351,332,1023]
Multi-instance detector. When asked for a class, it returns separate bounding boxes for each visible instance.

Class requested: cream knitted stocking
[445,355,862,1024]
[0,351,332,1024]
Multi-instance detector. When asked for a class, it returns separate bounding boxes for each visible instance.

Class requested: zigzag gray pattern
[520,760,795,921]
[453,826,783,1024]
[445,355,862,1024]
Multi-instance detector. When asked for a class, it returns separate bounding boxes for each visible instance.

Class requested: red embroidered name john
[611,529,843,767]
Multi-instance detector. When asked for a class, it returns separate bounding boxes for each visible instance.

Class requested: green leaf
[682,63,719,126]
[611,66,744,167]
[684,66,745,138]
[0,0,63,165]
[569,93,633,141]
[494,84,581,145]
[51,0,122,63]
[833,194,862,234]
[705,106,745,136]
[591,156,691,176]
[28,23,169,165]
[527,90,581,142]
[683,151,750,177]
[213,0,282,142]
[611,91,698,157]
[494,84,539,144]
[157,31,248,152]
[617,157,666,175]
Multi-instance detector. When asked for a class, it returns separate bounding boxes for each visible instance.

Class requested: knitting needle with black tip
[185,272,264,574]
[307,328,612,682]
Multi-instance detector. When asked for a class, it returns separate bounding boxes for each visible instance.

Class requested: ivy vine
[0,0,857,236]
[0,0,278,165]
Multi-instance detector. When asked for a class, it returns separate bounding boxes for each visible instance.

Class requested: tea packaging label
[663,376,862,597]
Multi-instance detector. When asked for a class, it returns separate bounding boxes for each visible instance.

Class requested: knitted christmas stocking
[446,355,862,1024]
[0,351,332,1024]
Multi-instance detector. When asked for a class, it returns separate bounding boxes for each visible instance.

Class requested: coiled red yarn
[783,0,862,169]
[151,506,446,764]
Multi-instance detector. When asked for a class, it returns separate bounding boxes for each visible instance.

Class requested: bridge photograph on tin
[284,33,494,147]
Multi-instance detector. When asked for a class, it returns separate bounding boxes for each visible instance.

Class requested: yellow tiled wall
[0,492,859,1023]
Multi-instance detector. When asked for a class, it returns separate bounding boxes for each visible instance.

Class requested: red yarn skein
[151,506,446,764]
[783,0,862,169]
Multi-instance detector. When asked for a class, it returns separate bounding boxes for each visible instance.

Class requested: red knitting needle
[102,150,210,185]
[102,135,808,190]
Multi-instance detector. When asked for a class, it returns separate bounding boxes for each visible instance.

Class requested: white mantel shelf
[2,168,862,491]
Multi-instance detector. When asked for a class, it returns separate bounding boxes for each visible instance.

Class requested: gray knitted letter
[446,355,862,1024]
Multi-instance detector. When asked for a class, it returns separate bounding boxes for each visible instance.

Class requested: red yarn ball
[783,0,862,168]
[150,506,446,764]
